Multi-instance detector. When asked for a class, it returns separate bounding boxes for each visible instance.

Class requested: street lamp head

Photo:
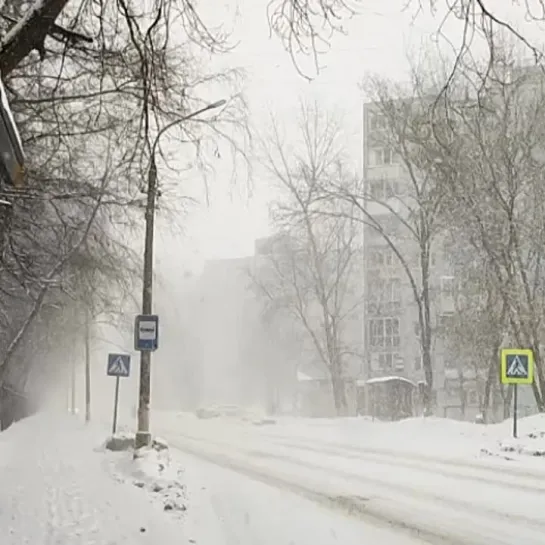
[209,99,227,110]
[0,198,12,207]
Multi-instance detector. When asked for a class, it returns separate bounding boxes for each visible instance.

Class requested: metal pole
[135,157,157,449]
[112,376,120,435]
[84,308,91,423]
[513,383,518,438]
[133,100,226,449]
[70,354,76,415]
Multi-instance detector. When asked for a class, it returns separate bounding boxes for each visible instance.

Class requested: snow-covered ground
[0,412,427,545]
[0,414,190,544]
[155,410,545,545]
[3,410,545,544]
[158,409,545,464]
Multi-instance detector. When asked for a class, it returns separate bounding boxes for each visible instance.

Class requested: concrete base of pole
[135,430,152,449]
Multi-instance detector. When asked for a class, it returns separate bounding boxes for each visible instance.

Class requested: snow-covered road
[178,448,426,545]
[159,415,545,545]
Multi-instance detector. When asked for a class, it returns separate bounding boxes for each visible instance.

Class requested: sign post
[107,353,131,435]
[500,348,534,438]
[112,376,121,435]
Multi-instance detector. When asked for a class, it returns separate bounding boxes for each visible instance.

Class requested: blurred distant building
[188,248,301,413]
[254,233,364,416]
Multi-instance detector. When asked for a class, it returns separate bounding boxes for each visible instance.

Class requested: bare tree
[437,230,508,421]
[0,0,251,425]
[425,58,545,411]
[360,44,545,416]
[253,222,362,415]
[271,1,545,85]
[356,53,545,415]
[320,79,449,414]
[0,0,361,80]
[267,0,359,78]
[252,104,363,415]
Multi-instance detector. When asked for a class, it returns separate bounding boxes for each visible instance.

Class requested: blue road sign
[107,353,131,377]
[135,314,159,351]
[500,349,534,385]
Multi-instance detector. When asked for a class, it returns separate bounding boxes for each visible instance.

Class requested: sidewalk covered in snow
[0,414,189,545]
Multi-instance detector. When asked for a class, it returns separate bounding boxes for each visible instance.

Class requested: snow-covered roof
[297,371,312,381]
[297,363,328,381]
[358,376,417,387]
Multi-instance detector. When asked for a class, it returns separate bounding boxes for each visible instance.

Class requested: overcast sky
[153,0,543,274]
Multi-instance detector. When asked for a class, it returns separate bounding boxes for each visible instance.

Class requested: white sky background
[153,0,545,272]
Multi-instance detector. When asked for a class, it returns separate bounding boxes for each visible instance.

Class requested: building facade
[362,73,541,420]
[362,101,458,414]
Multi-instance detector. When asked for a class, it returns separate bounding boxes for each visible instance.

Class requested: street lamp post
[134,99,226,448]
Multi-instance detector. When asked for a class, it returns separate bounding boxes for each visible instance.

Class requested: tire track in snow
[168,435,464,545]
[167,432,545,545]
[256,430,545,477]
[266,436,545,494]
[172,431,545,529]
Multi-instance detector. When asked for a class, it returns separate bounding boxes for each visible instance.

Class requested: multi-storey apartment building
[362,66,542,419]
[362,101,456,413]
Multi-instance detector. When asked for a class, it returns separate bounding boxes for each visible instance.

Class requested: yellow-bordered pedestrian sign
[500,349,534,385]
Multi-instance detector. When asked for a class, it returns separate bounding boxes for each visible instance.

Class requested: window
[369,318,400,348]
[467,390,478,405]
[370,352,404,371]
[438,314,455,331]
[368,179,402,201]
[440,276,455,296]
[368,278,401,305]
[369,113,387,130]
[444,378,459,396]
[390,278,401,304]
[379,353,394,370]
[444,356,457,369]
[440,275,456,314]
[369,147,398,166]
[414,356,422,371]
[367,247,396,268]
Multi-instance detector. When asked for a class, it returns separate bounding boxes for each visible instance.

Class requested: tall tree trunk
[419,237,434,416]
[529,344,545,411]
[70,356,76,415]
[421,343,433,416]
[482,350,498,424]
[84,309,91,423]
[483,299,507,423]
[330,367,347,416]
[458,368,466,419]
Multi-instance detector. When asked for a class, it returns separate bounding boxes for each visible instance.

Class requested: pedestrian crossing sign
[107,353,131,378]
[500,349,534,385]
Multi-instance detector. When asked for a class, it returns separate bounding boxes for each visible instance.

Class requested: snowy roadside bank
[0,413,192,545]
[158,410,545,468]
[103,432,188,516]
